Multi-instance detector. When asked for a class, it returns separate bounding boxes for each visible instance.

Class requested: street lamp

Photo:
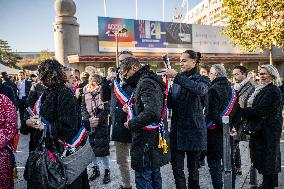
[106,27,128,68]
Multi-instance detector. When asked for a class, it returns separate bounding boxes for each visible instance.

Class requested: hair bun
[196,52,201,62]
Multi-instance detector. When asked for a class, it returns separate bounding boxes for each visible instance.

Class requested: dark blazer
[168,67,210,151]
[242,83,282,175]
[16,79,32,99]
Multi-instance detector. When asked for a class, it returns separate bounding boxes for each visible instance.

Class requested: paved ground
[14,131,284,189]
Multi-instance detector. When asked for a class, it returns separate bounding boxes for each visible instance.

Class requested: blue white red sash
[33,95,42,115]
[113,58,170,154]
[114,79,129,106]
[33,95,87,151]
[207,87,237,129]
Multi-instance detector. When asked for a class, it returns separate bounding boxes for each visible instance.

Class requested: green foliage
[0,39,22,68]
[222,0,284,64]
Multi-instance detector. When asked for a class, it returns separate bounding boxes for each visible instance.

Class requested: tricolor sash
[33,95,87,155]
[113,54,171,154]
[114,79,129,106]
[207,87,237,129]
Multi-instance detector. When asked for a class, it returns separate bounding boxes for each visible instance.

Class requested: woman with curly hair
[25,59,90,189]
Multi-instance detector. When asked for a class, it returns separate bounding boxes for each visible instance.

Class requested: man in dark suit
[16,70,32,134]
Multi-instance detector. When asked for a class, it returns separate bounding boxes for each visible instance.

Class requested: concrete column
[54,0,80,67]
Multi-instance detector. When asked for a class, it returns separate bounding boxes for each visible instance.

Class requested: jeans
[134,150,162,189]
[207,154,236,189]
[207,158,223,189]
[171,149,201,189]
[115,141,132,188]
[92,156,110,170]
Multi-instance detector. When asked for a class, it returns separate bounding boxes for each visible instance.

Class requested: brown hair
[38,59,65,87]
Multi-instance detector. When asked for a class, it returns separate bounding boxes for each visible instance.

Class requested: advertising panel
[98,16,245,54]
[165,22,192,49]
[98,17,135,52]
[134,20,167,48]
[191,25,241,54]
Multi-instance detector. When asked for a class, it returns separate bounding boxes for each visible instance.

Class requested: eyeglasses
[120,68,130,78]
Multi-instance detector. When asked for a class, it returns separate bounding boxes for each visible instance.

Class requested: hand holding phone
[26,107,35,117]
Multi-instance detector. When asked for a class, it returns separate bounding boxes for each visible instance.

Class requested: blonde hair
[260,64,282,87]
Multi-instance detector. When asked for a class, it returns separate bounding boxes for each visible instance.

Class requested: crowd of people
[0,49,283,189]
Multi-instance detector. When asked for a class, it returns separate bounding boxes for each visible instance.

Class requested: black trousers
[261,174,278,188]
[18,97,29,134]
[171,149,201,189]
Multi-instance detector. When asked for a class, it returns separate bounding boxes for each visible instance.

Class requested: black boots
[103,169,111,184]
[89,166,100,181]
[89,166,111,184]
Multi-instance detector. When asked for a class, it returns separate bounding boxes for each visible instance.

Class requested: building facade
[183,0,226,26]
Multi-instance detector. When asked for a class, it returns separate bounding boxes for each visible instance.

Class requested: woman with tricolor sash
[25,59,90,189]
[206,64,238,189]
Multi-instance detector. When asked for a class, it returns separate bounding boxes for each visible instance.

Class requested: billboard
[98,16,243,54]
[134,20,167,48]
[98,17,135,52]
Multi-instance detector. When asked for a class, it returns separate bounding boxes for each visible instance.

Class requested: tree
[222,0,284,64]
[0,39,22,68]
[19,50,54,70]
[29,50,54,65]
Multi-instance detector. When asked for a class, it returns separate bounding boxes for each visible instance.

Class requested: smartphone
[26,107,35,117]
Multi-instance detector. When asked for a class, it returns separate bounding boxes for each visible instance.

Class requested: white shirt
[17,79,26,99]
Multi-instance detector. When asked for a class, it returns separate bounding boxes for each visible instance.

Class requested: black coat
[242,83,282,175]
[40,84,80,148]
[26,82,45,152]
[206,77,238,160]
[168,67,210,151]
[2,78,18,100]
[127,66,170,171]
[0,84,17,106]
[81,81,110,157]
[28,82,45,108]
[110,82,133,143]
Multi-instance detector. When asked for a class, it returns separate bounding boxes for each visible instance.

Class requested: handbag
[61,135,95,184]
[24,124,66,189]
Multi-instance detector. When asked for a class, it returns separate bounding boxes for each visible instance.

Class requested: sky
[0,0,201,52]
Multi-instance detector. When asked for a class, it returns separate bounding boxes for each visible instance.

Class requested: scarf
[83,84,104,117]
[247,83,270,107]
[234,78,249,91]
